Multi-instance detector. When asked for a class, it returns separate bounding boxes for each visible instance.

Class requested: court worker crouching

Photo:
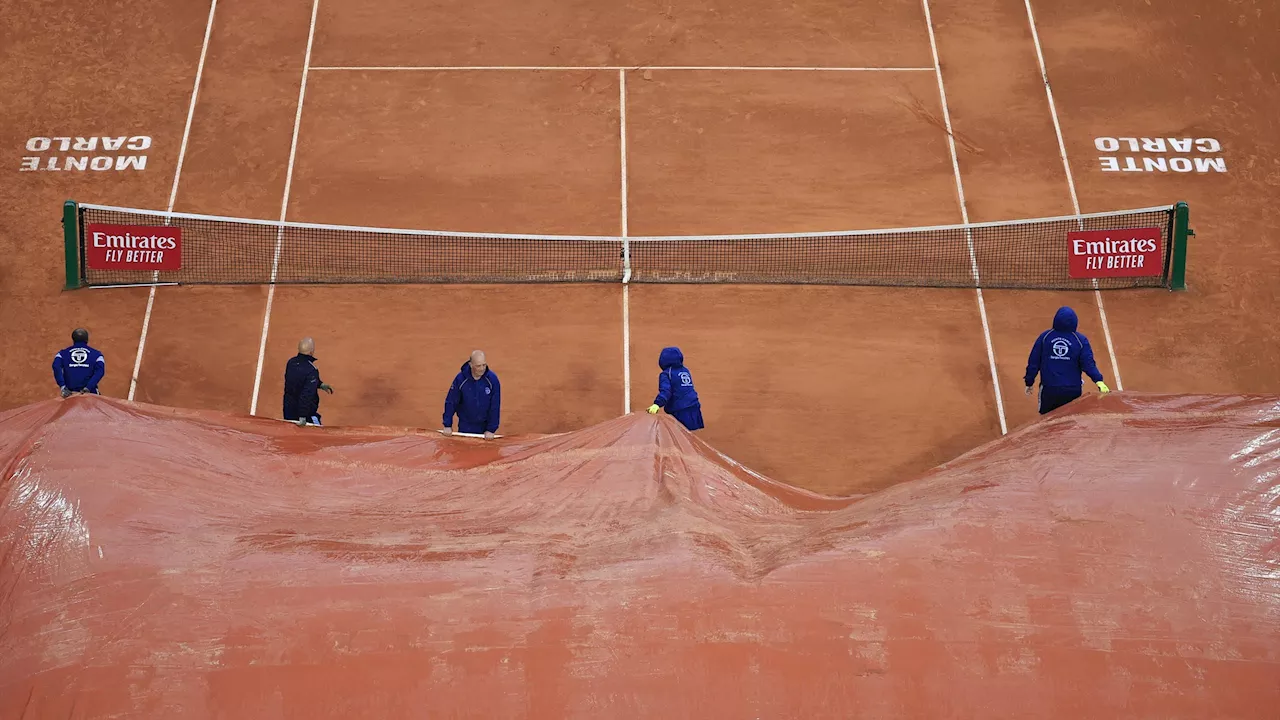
[53,327,105,397]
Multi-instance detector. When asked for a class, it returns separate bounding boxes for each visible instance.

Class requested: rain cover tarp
[0,394,1277,718]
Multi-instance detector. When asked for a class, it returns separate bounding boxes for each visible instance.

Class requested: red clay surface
[312,0,933,68]
[2,0,1278,496]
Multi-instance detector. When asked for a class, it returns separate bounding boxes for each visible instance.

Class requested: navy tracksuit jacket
[52,342,105,393]
[283,353,324,424]
[443,362,501,434]
[654,346,704,431]
[1024,307,1105,415]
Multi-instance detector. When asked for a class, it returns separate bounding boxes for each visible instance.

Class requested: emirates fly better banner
[1067,227,1163,279]
[85,223,182,271]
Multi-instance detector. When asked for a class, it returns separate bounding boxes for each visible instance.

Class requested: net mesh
[76,203,1176,290]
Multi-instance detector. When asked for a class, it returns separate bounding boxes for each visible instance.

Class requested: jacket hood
[1053,306,1078,333]
[659,347,684,369]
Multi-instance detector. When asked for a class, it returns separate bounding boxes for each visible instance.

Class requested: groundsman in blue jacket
[442,350,501,439]
[647,346,704,431]
[53,327,105,397]
[283,337,334,426]
[1024,306,1110,415]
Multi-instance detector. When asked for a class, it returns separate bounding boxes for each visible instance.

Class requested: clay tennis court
[3,0,1277,496]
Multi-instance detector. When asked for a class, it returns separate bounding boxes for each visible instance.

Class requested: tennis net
[63,201,1191,290]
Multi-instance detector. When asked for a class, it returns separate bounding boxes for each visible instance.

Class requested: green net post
[1169,201,1193,291]
[63,200,81,290]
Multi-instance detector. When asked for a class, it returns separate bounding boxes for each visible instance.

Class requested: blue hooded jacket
[1025,307,1104,390]
[443,361,501,434]
[653,347,700,412]
[52,342,105,393]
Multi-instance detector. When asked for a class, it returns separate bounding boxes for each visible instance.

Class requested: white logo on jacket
[1050,338,1070,359]
[678,371,692,386]
[69,348,89,366]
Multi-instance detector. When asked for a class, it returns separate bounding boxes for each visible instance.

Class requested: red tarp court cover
[0,394,1277,718]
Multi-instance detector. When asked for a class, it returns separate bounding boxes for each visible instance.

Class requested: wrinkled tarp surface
[0,394,1277,718]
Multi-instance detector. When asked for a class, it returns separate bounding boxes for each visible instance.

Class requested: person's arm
[52,352,66,389]
[648,370,672,413]
[1024,332,1046,389]
[654,370,673,407]
[86,353,105,390]
[485,377,501,435]
[442,376,460,429]
[1079,335,1107,388]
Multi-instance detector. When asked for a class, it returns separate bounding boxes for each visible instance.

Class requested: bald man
[283,337,334,427]
[442,350,501,439]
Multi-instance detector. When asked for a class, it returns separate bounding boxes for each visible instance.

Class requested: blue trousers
[1039,386,1082,415]
[670,405,704,431]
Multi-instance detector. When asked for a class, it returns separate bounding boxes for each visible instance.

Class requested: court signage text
[1067,227,1164,279]
[19,135,151,172]
[1095,137,1226,174]
[84,223,182,271]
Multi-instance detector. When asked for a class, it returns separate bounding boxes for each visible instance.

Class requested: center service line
[250,0,319,417]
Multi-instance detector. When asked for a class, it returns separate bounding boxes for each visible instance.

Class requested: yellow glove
[1096,381,1110,394]
[647,404,660,414]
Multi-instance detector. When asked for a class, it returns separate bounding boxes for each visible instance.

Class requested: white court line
[249,0,320,417]
[1022,0,1124,392]
[619,69,632,415]
[310,65,936,72]
[921,0,1009,436]
[127,0,220,403]
[94,282,181,290]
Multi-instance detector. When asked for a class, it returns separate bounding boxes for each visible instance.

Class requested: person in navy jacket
[1024,306,1111,415]
[283,337,334,426]
[442,350,501,439]
[647,346,704,431]
[53,328,105,397]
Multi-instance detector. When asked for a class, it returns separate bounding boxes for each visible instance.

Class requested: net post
[1169,201,1192,291]
[62,200,82,289]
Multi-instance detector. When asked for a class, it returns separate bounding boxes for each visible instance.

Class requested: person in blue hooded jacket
[646,346,704,431]
[1024,306,1111,415]
[442,350,501,439]
[53,328,105,397]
